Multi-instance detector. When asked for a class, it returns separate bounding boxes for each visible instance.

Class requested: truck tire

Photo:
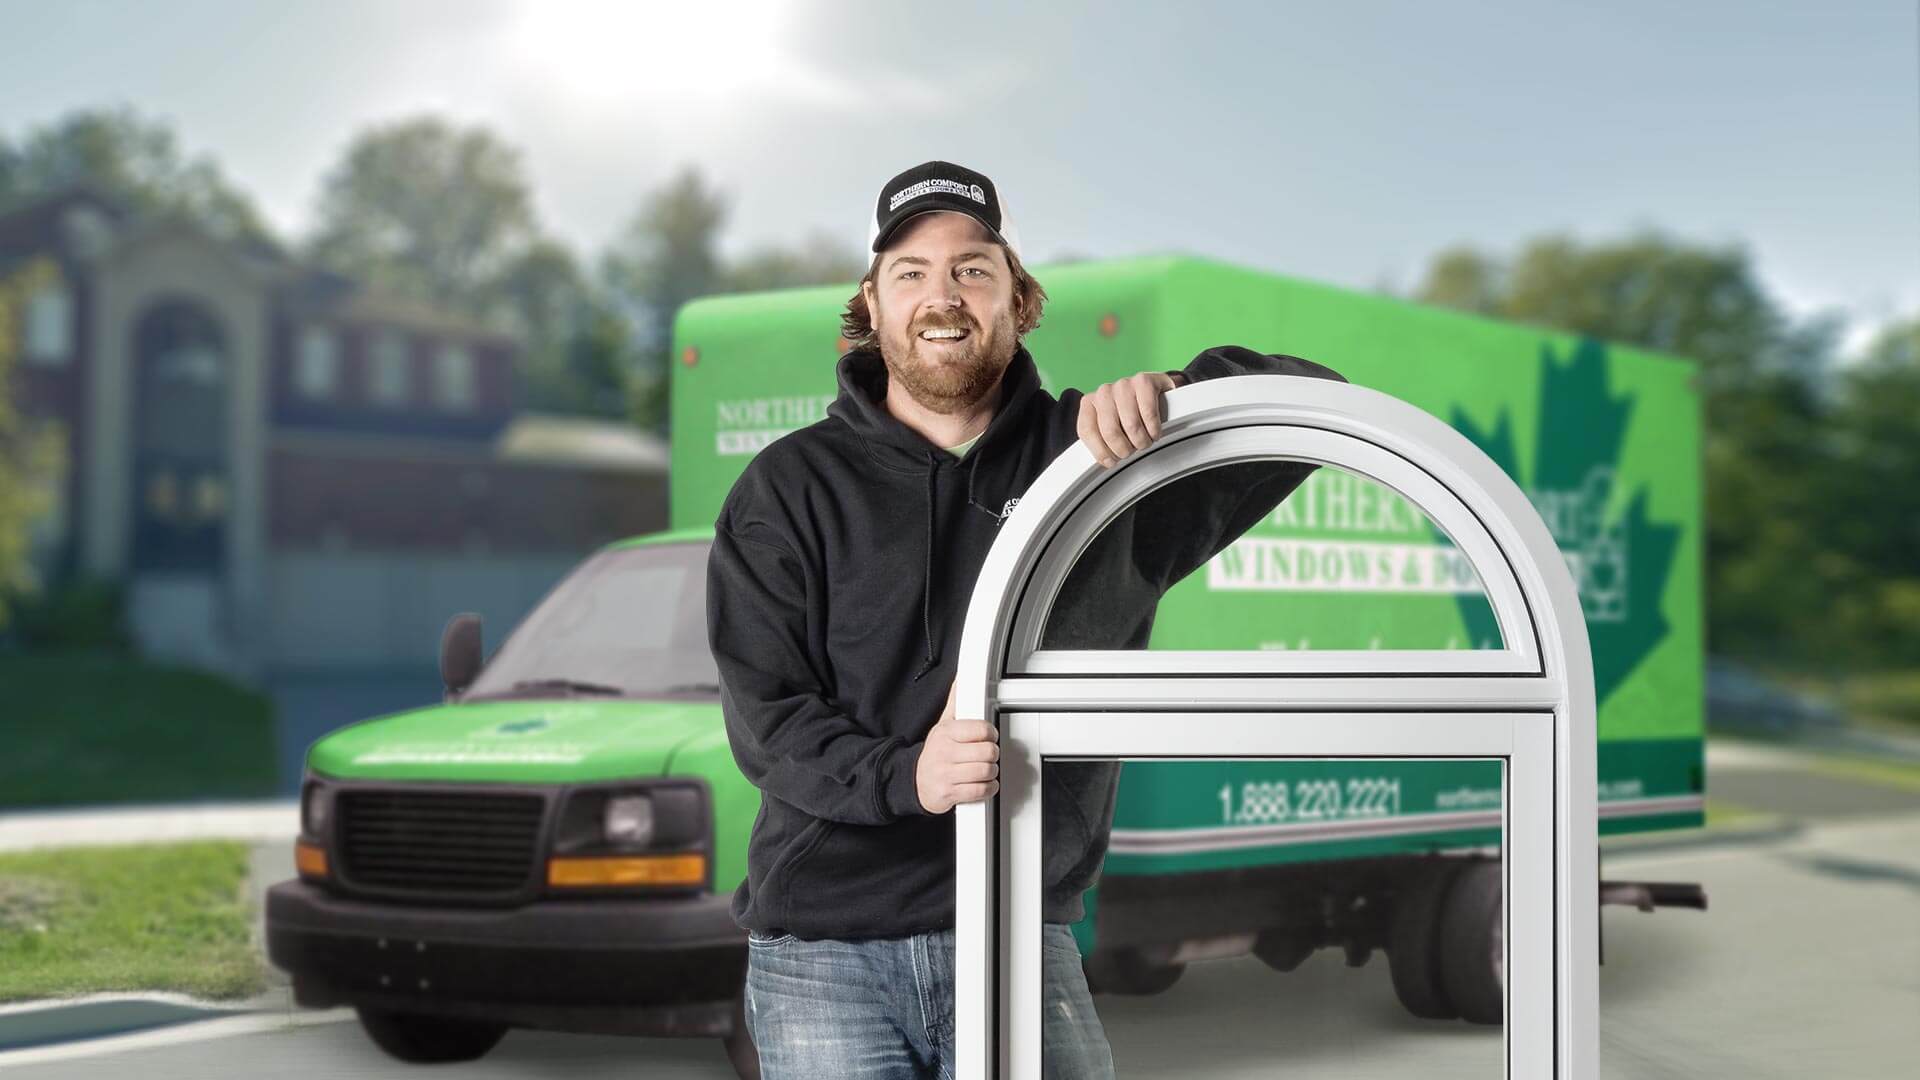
[1082,945,1185,996]
[1387,862,1462,1020]
[1439,858,1503,1025]
[354,1007,507,1063]
[722,992,761,1080]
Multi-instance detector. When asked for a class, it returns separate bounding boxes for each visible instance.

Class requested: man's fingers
[1095,391,1133,463]
[1076,400,1114,468]
[951,780,999,804]
[1111,377,1152,450]
[944,718,998,744]
[1135,372,1168,439]
[954,760,998,783]
[1090,382,1128,457]
[950,740,999,763]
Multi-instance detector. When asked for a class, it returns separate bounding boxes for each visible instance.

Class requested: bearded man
[707,160,1347,1079]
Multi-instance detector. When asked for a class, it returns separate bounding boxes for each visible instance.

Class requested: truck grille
[336,789,545,896]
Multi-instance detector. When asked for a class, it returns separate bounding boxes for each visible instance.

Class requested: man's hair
[839,242,1047,351]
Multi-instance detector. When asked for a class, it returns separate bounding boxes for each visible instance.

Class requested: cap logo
[889,177,989,212]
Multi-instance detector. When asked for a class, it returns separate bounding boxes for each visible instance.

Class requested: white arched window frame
[953,375,1599,1079]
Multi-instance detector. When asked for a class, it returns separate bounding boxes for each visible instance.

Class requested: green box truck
[268,254,1705,1070]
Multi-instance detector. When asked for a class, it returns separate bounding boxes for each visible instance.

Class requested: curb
[0,993,351,1065]
[0,800,298,853]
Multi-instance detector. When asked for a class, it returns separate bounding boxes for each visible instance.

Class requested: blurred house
[2,187,666,682]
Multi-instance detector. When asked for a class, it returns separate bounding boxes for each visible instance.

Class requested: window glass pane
[297,325,337,398]
[1043,756,1505,1077]
[25,282,72,363]
[370,331,411,404]
[1041,461,1503,653]
[435,343,475,409]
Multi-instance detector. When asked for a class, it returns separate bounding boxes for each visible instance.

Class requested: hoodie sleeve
[1136,345,1350,594]
[707,519,929,825]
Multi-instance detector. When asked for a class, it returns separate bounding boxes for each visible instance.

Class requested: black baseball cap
[867,160,1024,260]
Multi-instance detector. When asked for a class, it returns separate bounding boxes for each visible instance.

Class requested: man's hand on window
[1078,371,1184,469]
[916,679,1001,814]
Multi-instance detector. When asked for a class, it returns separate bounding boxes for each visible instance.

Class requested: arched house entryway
[84,224,270,677]
[951,375,1601,1079]
[130,298,231,572]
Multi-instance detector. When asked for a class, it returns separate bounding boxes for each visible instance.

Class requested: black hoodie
[706,341,1347,940]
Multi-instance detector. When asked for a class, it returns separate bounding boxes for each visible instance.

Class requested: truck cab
[265,531,762,1076]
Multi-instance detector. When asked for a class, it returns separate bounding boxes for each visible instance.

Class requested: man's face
[862,211,1019,415]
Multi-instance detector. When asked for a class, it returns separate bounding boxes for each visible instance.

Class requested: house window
[369,330,411,405]
[434,343,475,410]
[24,281,73,365]
[296,325,338,399]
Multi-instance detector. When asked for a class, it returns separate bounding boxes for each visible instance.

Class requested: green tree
[0,106,274,247]
[602,166,866,435]
[305,116,538,316]
[722,231,864,293]
[1818,317,1920,663]
[601,165,728,359]
[0,259,71,631]
[494,239,632,418]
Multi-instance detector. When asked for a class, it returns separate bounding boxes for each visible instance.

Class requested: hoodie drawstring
[911,452,940,682]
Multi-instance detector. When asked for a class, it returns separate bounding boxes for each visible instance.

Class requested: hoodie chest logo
[1001,497,1020,521]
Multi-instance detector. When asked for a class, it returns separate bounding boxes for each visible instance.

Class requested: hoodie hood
[826,341,1045,680]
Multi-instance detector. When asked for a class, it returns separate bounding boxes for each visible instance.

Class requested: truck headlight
[302,780,332,838]
[604,794,654,847]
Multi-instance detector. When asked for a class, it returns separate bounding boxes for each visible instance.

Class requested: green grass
[0,841,266,1002]
[1702,797,1769,827]
[0,651,280,809]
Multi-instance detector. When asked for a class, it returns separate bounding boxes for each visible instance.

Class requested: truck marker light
[294,841,329,878]
[547,854,706,887]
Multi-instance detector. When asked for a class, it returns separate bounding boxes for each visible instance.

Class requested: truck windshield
[462,541,719,701]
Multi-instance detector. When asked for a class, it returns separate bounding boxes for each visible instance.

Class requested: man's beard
[878,306,1017,415]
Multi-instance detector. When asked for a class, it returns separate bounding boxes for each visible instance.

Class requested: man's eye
[899,270,922,280]
[961,267,987,278]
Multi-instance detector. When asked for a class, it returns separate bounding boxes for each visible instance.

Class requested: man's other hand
[1077,371,1187,468]
[916,680,1000,814]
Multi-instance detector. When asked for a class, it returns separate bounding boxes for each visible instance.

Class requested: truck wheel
[722,992,761,1080]
[1388,862,1462,1020]
[354,1007,507,1063]
[1082,945,1185,996]
[1439,859,1503,1025]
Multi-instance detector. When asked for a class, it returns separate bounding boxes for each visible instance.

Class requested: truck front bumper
[265,879,746,1037]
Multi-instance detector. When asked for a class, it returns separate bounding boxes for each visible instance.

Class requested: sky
[3,0,1916,352]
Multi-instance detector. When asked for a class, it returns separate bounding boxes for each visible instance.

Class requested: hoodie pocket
[766,816,836,928]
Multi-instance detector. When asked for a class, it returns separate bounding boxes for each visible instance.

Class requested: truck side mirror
[440,613,483,699]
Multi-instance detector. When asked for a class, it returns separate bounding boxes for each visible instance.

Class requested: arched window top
[961,375,1591,693]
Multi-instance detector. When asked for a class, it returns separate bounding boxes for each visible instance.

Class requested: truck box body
[670,254,1705,905]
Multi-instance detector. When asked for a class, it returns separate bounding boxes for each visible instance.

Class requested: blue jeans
[744,922,1115,1079]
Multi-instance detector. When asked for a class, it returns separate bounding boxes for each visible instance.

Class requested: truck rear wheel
[1439,859,1503,1025]
[1387,862,1462,1020]
[355,1007,508,1063]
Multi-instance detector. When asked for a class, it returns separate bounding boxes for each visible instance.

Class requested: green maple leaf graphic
[1450,339,1682,705]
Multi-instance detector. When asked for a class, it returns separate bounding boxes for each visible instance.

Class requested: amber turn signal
[294,840,329,878]
[548,854,706,888]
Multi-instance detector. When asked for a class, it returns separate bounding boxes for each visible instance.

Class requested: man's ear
[862,279,880,330]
